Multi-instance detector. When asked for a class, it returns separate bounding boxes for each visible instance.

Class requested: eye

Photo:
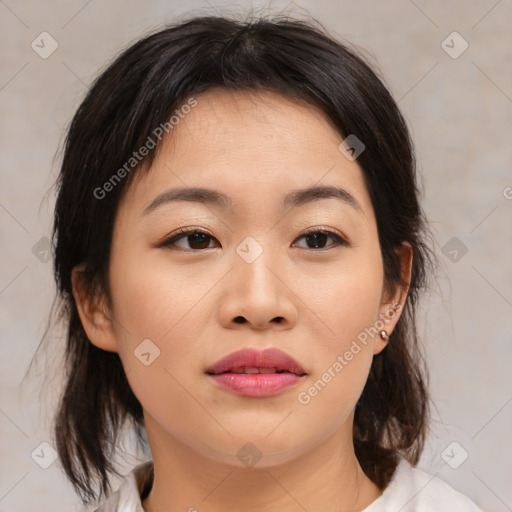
[159,227,348,251]
[159,228,219,250]
[293,229,348,250]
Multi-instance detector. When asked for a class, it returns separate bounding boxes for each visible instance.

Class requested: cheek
[297,247,384,347]
[109,250,212,342]
[291,322,377,450]
[105,252,213,411]
[108,257,213,437]
[294,251,383,410]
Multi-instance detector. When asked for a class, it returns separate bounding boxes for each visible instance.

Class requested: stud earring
[379,330,389,341]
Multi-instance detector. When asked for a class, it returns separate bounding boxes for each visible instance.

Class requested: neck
[141,412,382,512]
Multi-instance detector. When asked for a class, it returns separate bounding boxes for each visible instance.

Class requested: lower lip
[208,372,303,397]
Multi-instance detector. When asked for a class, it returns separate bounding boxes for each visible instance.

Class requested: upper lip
[205,348,307,376]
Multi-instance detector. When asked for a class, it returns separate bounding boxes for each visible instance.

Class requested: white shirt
[93,457,484,511]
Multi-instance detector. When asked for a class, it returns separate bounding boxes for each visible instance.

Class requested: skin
[72,89,412,512]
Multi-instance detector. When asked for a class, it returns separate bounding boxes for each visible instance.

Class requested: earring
[379,330,389,341]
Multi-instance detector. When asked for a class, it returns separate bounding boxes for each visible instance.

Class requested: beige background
[1,0,511,510]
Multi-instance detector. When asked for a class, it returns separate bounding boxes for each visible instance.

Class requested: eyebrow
[142,185,362,216]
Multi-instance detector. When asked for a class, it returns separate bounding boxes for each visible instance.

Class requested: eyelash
[159,227,349,251]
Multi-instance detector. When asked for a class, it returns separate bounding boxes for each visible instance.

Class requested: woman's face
[76,89,409,467]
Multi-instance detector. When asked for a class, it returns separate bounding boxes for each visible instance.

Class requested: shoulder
[363,457,484,512]
[92,460,153,512]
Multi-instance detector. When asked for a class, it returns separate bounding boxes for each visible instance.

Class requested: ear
[373,242,413,355]
[71,264,119,353]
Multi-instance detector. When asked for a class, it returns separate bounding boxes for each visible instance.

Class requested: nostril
[232,316,283,324]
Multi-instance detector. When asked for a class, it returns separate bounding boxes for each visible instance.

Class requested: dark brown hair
[48,13,435,505]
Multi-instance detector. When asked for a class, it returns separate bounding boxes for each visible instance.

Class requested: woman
[50,14,483,511]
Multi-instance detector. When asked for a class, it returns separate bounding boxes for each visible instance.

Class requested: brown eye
[160,227,348,252]
[294,230,347,250]
[160,229,218,250]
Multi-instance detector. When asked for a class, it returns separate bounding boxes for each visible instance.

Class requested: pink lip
[205,348,307,398]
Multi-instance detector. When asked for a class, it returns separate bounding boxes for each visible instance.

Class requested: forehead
[170,88,342,160]
[122,88,374,219]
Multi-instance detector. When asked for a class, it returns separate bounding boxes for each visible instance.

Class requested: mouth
[205,348,307,398]
[205,347,307,376]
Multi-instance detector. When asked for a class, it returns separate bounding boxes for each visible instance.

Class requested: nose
[217,246,298,331]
